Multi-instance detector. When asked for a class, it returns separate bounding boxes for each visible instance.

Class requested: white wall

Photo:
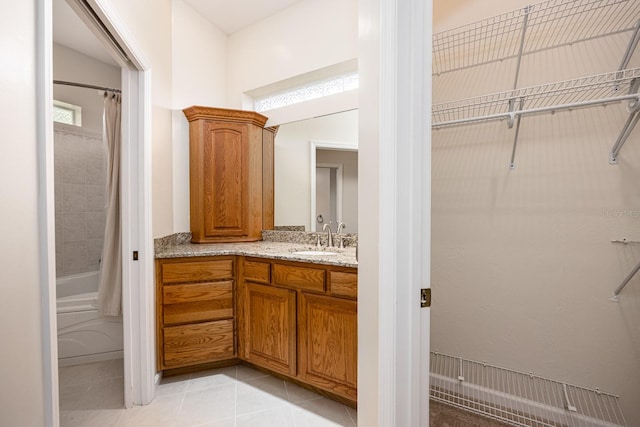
[431,1,640,424]
[108,0,175,238]
[171,0,228,232]
[274,109,358,230]
[226,0,358,111]
[53,43,121,134]
[0,2,46,425]
[433,0,531,33]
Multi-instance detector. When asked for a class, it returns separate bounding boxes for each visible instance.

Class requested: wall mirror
[274,109,358,233]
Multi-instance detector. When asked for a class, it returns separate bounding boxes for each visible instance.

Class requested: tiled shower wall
[54,123,106,278]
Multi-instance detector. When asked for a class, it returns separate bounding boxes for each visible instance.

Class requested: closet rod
[53,80,121,94]
[433,93,639,129]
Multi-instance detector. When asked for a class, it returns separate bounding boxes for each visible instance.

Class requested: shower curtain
[97,91,122,316]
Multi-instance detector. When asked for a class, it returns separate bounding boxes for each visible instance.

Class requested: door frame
[38,0,154,423]
[357,0,432,425]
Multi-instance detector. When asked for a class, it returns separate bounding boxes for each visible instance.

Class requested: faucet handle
[336,222,346,234]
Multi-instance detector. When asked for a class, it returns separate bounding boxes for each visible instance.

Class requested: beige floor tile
[156,373,192,397]
[60,408,123,427]
[84,378,125,409]
[345,406,357,425]
[236,375,289,416]
[197,418,236,427]
[186,365,237,392]
[115,393,183,427]
[236,364,270,381]
[284,381,324,404]
[178,382,236,426]
[291,397,355,427]
[59,358,124,387]
[236,405,296,427]
[59,382,94,411]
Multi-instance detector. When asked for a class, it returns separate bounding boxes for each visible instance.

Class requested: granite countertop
[155,235,357,268]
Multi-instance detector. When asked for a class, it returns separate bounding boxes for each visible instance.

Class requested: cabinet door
[298,292,357,402]
[201,121,249,238]
[239,282,297,376]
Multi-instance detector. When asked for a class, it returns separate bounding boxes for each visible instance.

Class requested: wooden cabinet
[298,292,357,402]
[237,257,358,405]
[183,106,276,243]
[156,256,236,370]
[155,254,357,405]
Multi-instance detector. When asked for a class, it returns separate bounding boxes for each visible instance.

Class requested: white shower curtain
[98,92,122,316]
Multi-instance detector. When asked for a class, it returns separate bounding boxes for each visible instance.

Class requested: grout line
[344,404,356,426]
[234,365,238,427]
[284,380,291,401]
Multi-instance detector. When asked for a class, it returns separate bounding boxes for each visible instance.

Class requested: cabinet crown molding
[183,106,268,128]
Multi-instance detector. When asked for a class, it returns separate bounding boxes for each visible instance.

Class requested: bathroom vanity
[155,239,358,406]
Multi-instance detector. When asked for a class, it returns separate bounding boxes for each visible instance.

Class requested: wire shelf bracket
[610,260,640,302]
[509,98,526,169]
[609,78,640,164]
[610,239,640,302]
[618,19,640,75]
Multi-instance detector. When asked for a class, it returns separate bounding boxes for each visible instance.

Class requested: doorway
[310,141,358,234]
[315,163,342,232]
[42,0,154,422]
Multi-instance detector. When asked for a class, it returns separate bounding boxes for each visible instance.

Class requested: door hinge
[421,288,431,308]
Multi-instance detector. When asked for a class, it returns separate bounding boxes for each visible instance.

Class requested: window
[254,72,359,113]
[53,100,82,126]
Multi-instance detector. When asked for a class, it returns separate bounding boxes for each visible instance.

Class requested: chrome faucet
[336,222,346,248]
[323,223,334,247]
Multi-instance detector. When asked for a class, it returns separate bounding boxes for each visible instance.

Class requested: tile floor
[59,359,508,427]
[59,359,357,427]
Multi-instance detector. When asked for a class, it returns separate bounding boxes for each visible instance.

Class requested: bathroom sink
[292,250,338,256]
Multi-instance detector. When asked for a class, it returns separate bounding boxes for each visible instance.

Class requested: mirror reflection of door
[315,164,341,232]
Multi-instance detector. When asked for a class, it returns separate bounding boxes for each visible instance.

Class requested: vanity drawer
[161,259,234,284]
[273,263,325,292]
[163,281,233,325]
[243,260,271,284]
[329,271,358,299]
[163,319,234,368]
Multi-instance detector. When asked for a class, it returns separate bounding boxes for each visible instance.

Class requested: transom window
[53,100,82,126]
[254,72,359,113]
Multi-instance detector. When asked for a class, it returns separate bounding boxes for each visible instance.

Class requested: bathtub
[57,271,123,367]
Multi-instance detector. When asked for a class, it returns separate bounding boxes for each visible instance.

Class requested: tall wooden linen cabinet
[183,106,276,243]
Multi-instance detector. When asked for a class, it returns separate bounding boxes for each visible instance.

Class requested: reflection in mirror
[313,148,358,232]
[275,109,358,232]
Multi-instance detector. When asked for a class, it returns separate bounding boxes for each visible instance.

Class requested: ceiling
[182,0,301,35]
[53,0,302,67]
[52,0,117,66]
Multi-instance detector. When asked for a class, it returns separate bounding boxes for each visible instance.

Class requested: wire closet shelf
[430,351,628,427]
[432,67,640,128]
[433,0,640,76]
